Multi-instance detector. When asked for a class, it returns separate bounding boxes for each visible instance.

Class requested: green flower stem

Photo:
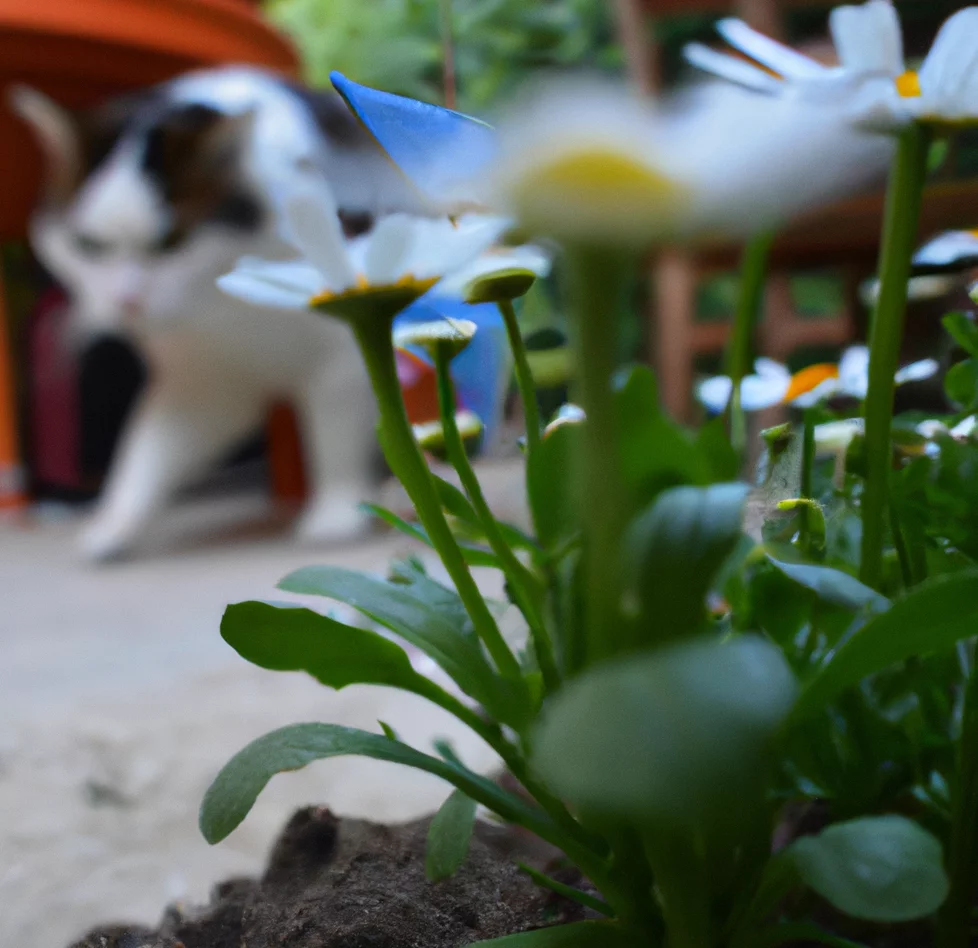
[725,231,775,457]
[353,318,521,681]
[938,655,978,948]
[498,300,543,454]
[799,407,816,554]
[432,351,560,692]
[565,245,632,665]
[860,123,931,590]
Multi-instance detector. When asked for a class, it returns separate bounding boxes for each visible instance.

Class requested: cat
[13,66,449,562]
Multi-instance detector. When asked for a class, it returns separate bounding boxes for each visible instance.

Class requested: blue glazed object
[330,71,497,206]
[394,295,512,451]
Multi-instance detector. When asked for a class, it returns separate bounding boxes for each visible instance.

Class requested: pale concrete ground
[0,459,528,948]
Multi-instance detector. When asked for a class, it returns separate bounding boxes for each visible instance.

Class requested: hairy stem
[725,231,775,457]
[564,245,632,665]
[860,123,931,589]
[353,318,520,680]
[433,351,560,691]
[498,299,543,454]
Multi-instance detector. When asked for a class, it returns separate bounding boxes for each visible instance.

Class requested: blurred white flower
[687,1,978,129]
[490,74,891,247]
[413,411,484,451]
[860,272,960,305]
[952,415,978,439]
[218,180,510,318]
[434,243,551,300]
[543,403,586,438]
[814,418,864,456]
[698,345,938,413]
[912,230,978,275]
[393,317,477,358]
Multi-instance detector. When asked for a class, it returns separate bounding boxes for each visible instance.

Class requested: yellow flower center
[309,273,438,308]
[534,150,678,199]
[896,70,922,99]
[783,363,839,403]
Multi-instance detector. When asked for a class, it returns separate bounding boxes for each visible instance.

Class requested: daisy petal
[364,215,416,285]
[683,42,783,94]
[217,268,312,310]
[838,346,871,398]
[918,8,978,119]
[951,415,978,439]
[895,358,939,385]
[415,217,511,281]
[435,243,551,298]
[716,18,829,80]
[697,375,734,413]
[913,231,978,273]
[740,372,790,410]
[829,0,904,75]
[285,183,357,291]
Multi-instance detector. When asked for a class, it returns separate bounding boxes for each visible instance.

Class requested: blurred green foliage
[264,0,622,111]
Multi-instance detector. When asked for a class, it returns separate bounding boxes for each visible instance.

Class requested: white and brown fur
[12,66,432,561]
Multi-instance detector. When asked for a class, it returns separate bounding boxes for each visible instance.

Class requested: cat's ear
[9,85,81,200]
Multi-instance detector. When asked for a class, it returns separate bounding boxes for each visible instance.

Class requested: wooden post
[0,265,26,512]
[734,0,783,35]
[613,0,660,93]
[655,250,698,420]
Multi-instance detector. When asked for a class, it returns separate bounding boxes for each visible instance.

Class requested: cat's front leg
[293,355,379,546]
[80,376,265,562]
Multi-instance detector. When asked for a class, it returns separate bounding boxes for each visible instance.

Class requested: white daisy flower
[814,418,865,456]
[413,411,484,452]
[698,346,938,413]
[489,74,891,247]
[952,415,978,440]
[688,1,978,130]
[434,243,552,301]
[218,180,512,320]
[392,317,477,359]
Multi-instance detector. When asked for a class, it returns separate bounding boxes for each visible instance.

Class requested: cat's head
[12,85,270,334]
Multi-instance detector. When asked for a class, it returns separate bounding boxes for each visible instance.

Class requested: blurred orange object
[0,0,297,511]
[398,349,443,425]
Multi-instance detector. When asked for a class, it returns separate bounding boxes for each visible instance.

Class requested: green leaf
[221,600,445,696]
[434,476,541,555]
[516,863,613,916]
[943,311,978,358]
[613,365,708,507]
[379,720,399,741]
[794,571,978,719]
[695,416,741,481]
[426,789,477,881]
[279,565,533,730]
[360,502,501,568]
[469,921,634,948]
[532,636,797,828]
[527,420,581,550]
[200,723,553,845]
[787,816,948,922]
[765,549,891,614]
[944,359,978,411]
[624,483,749,644]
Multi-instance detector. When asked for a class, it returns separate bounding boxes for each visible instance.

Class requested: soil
[67,808,589,948]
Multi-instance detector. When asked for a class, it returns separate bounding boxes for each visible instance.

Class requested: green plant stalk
[725,231,775,457]
[564,244,632,665]
[938,655,978,948]
[799,407,816,553]
[860,123,931,590]
[498,300,543,455]
[432,351,560,692]
[889,506,914,590]
[352,317,520,680]
[646,832,711,948]
[440,0,456,109]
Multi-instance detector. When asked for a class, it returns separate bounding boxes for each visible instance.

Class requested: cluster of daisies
[217,0,978,452]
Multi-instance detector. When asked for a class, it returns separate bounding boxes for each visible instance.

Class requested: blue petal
[394,295,511,450]
[330,71,497,204]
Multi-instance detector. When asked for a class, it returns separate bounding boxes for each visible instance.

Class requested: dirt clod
[69,808,587,948]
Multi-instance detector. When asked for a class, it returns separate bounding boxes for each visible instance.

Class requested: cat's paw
[295,495,373,547]
[78,515,136,563]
